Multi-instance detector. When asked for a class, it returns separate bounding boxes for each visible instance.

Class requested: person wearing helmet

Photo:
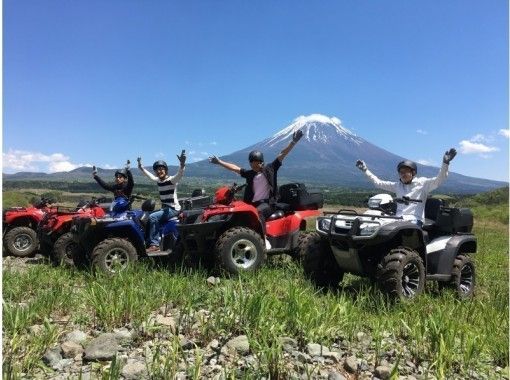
[355,148,457,225]
[92,160,134,200]
[209,130,304,248]
[138,151,186,252]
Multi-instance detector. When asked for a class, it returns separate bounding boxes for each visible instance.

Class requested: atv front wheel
[92,238,137,274]
[443,254,475,299]
[4,227,38,257]
[301,232,344,288]
[215,227,265,274]
[378,247,425,300]
[52,232,76,267]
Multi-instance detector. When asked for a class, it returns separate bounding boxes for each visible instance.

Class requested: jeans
[148,207,179,246]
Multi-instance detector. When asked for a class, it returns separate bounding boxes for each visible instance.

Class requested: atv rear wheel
[442,254,475,299]
[4,227,38,257]
[302,232,344,288]
[52,232,76,267]
[378,247,425,300]
[215,227,265,274]
[92,238,137,275]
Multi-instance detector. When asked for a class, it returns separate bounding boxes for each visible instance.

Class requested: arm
[422,148,456,192]
[169,166,185,183]
[209,156,242,175]
[93,175,115,192]
[277,130,303,162]
[356,160,397,193]
[137,157,159,181]
[125,168,134,195]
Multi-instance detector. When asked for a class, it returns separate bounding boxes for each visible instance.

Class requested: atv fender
[103,221,146,255]
[427,234,476,276]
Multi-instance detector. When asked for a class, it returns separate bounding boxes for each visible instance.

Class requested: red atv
[38,198,110,265]
[177,182,323,274]
[3,197,57,257]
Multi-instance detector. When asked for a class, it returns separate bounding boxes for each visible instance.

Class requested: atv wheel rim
[230,239,258,269]
[104,248,129,272]
[14,234,33,252]
[459,263,474,294]
[402,262,421,298]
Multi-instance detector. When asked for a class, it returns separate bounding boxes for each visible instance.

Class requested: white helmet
[368,194,396,215]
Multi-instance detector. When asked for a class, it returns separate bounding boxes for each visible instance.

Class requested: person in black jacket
[209,130,303,248]
[92,160,134,200]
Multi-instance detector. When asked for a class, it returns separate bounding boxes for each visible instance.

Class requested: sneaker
[146,245,159,253]
[265,238,271,250]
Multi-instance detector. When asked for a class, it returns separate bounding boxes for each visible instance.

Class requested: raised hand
[443,148,457,164]
[177,150,186,167]
[125,159,131,170]
[356,160,367,172]
[209,155,220,165]
[137,157,142,168]
[92,165,97,176]
[292,129,303,143]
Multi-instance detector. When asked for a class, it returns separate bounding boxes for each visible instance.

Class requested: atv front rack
[317,214,384,240]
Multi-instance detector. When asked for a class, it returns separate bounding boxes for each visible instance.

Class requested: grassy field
[2,190,509,379]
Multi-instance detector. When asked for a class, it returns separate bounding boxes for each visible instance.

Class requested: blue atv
[71,191,210,274]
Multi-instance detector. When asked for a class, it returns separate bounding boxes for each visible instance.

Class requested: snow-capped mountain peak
[264,114,363,146]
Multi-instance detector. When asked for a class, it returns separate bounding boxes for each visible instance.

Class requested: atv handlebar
[394,196,422,205]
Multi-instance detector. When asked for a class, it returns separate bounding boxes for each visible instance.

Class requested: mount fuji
[185,114,506,194]
[4,114,507,194]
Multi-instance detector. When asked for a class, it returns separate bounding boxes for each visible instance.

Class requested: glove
[177,150,186,167]
[443,148,457,164]
[125,159,130,170]
[92,165,97,176]
[356,160,367,172]
[292,130,303,143]
[209,155,220,165]
[137,157,142,168]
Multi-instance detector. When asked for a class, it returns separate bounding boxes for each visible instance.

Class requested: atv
[177,182,323,275]
[38,198,110,266]
[301,194,476,300]
[70,191,211,274]
[3,197,56,257]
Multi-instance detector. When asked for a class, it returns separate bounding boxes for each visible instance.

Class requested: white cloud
[499,129,510,138]
[2,149,86,173]
[459,140,499,154]
[416,129,428,135]
[470,134,486,143]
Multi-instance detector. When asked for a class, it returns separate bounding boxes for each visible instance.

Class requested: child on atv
[92,160,134,200]
[208,130,303,248]
[355,148,457,226]
[138,151,186,252]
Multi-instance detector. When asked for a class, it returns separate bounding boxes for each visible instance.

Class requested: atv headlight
[359,224,379,236]
[317,218,331,232]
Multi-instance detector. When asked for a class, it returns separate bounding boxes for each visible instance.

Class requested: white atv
[301,194,476,300]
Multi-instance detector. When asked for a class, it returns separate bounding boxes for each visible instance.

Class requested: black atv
[301,194,476,300]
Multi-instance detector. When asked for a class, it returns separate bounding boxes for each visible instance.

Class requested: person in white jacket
[355,148,457,225]
[138,151,186,252]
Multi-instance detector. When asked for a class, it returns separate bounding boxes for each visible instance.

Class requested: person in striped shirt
[138,151,186,252]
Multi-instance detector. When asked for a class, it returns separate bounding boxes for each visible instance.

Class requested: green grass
[2,188,509,378]
[3,210,508,379]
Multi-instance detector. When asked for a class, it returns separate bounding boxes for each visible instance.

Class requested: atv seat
[422,198,444,232]
[267,203,291,221]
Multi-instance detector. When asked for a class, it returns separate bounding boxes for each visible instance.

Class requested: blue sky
[3,0,509,181]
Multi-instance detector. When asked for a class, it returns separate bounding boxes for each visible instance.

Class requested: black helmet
[152,160,168,172]
[397,160,417,174]
[248,150,264,162]
[114,169,128,178]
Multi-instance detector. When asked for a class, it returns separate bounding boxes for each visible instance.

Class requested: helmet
[368,193,397,215]
[115,169,128,178]
[152,160,168,172]
[397,160,417,174]
[110,197,129,214]
[248,150,264,162]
